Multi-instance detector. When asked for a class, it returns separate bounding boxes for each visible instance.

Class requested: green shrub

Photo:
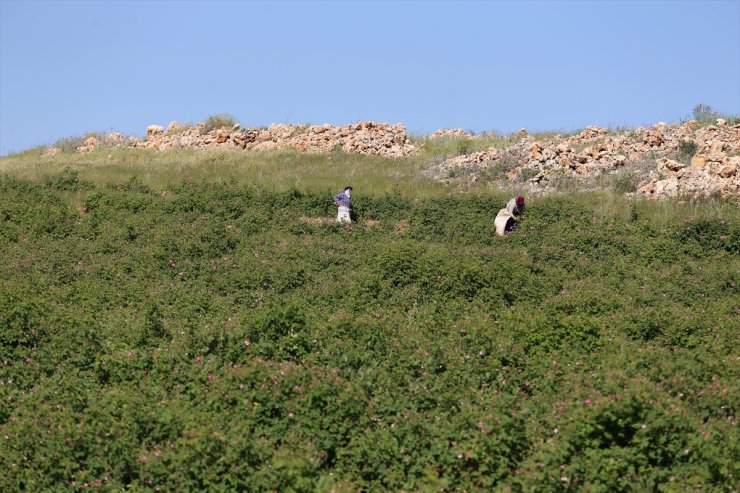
[240,304,314,362]
[0,292,50,360]
[678,139,698,157]
[376,240,428,287]
[201,113,238,133]
[42,167,95,192]
[601,169,643,194]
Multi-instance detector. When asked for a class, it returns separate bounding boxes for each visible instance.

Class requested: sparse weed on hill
[167,121,195,135]
[0,173,737,491]
[53,132,105,153]
[691,103,740,126]
[201,113,239,133]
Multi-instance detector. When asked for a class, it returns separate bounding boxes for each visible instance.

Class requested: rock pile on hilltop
[116,121,416,158]
[431,121,739,199]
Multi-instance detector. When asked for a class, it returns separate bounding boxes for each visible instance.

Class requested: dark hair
[344,186,353,191]
[516,196,525,206]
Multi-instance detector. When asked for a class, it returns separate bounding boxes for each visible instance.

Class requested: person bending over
[494,196,525,236]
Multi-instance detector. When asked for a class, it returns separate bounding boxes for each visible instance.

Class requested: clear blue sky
[1,0,739,155]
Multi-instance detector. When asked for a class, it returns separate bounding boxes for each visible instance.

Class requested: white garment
[505,197,521,215]
[337,206,351,224]
[494,208,514,236]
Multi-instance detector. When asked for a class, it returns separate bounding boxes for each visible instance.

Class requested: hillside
[0,116,738,491]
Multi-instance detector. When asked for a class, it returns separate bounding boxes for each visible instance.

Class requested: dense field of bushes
[1,172,738,491]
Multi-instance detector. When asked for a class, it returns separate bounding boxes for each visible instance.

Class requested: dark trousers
[505,218,517,233]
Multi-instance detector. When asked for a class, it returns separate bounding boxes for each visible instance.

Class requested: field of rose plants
[1,171,738,492]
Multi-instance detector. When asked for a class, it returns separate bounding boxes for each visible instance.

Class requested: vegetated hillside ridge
[47,116,740,200]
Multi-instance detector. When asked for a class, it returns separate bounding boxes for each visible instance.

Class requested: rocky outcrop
[129,121,417,158]
[431,121,740,199]
[636,155,739,199]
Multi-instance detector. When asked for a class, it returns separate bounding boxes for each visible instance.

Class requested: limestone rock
[637,177,679,198]
[76,136,99,153]
[581,126,607,139]
[709,140,726,154]
[643,129,664,147]
[718,164,736,178]
[146,125,164,141]
[658,158,686,172]
[691,155,709,168]
[681,120,699,131]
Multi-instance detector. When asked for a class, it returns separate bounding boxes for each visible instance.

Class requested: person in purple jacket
[333,185,353,224]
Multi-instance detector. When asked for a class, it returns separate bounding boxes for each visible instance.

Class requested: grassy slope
[0,146,448,197]
[0,149,738,491]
